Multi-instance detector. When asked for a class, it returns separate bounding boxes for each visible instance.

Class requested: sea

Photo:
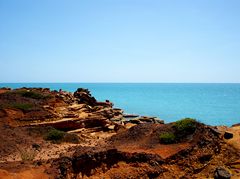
[0,83,240,126]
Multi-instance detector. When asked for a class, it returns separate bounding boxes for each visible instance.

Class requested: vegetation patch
[0,102,33,111]
[159,132,176,144]
[174,118,197,133]
[18,148,37,161]
[173,118,197,136]
[10,103,33,111]
[29,127,81,144]
[27,126,55,136]
[3,90,51,100]
[19,90,51,99]
[159,118,198,144]
[44,128,65,141]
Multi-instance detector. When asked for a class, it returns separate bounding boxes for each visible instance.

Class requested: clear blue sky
[1,0,240,83]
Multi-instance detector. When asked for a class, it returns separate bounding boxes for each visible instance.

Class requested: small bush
[159,132,176,144]
[45,128,65,141]
[10,103,33,111]
[174,118,197,135]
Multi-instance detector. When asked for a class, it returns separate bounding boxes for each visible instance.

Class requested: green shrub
[159,132,176,144]
[173,118,197,135]
[45,128,65,141]
[10,103,33,111]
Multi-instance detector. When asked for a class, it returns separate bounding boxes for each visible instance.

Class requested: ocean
[1,83,240,126]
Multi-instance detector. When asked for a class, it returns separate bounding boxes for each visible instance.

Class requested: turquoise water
[1,83,240,126]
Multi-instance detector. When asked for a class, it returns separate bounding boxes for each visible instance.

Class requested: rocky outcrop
[56,91,75,104]
[51,146,164,178]
[128,116,164,125]
[0,87,123,130]
[73,88,97,106]
[29,117,114,131]
[123,114,139,118]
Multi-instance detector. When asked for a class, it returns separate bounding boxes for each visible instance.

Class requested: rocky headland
[0,87,239,179]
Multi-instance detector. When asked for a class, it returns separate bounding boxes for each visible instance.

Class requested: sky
[0,0,240,83]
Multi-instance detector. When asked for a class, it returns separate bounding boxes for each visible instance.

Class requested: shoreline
[0,87,239,178]
[1,83,240,127]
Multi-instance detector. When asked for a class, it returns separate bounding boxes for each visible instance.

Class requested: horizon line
[1,82,240,84]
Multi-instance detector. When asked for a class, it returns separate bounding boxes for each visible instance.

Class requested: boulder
[224,131,233,139]
[129,118,142,124]
[214,167,231,179]
[74,88,97,106]
[138,117,154,123]
[154,118,164,124]
[128,116,164,125]
[123,114,139,118]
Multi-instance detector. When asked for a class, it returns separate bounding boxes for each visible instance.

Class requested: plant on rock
[173,118,197,136]
[159,132,176,144]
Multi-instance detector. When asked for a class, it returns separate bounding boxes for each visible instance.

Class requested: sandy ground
[1,129,115,163]
[0,167,50,179]
[225,126,240,150]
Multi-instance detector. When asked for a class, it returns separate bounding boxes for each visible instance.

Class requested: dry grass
[18,147,37,161]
